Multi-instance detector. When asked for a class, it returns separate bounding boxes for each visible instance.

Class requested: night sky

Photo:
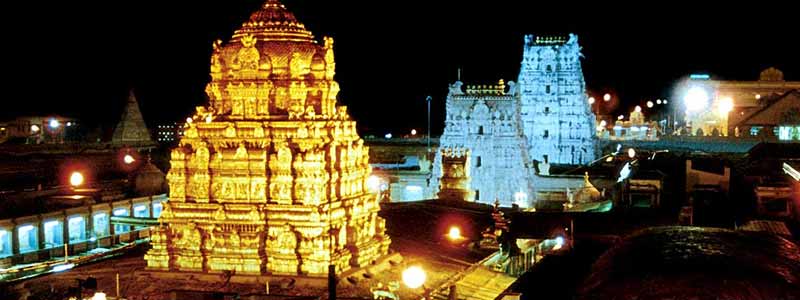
[4,1,797,136]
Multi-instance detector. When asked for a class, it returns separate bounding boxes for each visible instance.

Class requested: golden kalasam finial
[241,34,257,48]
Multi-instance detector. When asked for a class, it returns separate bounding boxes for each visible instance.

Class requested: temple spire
[112,89,154,146]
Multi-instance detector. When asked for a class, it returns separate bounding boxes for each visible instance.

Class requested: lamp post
[426,96,432,154]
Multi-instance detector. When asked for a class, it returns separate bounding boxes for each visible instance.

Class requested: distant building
[0,116,78,144]
[155,122,184,144]
[679,68,800,137]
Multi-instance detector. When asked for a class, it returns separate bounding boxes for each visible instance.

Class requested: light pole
[426,96,432,154]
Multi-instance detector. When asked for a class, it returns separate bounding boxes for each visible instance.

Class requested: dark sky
[4,1,798,136]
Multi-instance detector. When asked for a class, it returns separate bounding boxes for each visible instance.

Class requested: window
[18,225,38,253]
[68,215,86,243]
[43,220,64,249]
[544,107,550,114]
[476,156,482,167]
[544,130,549,138]
[93,213,109,237]
[546,65,552,72]
[546,85,551,94]
[475,190,480,201]
[113,208,129,233]
[750,126,762,136]
[153,202,163,218]
[478,126,484,135]
[0,229,11,257]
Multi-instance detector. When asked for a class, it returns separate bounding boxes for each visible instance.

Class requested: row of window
[0,202,162,256]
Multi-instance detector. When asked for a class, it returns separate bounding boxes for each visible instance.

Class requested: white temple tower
[518,34,596,165]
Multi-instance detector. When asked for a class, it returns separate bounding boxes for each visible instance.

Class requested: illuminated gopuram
[145,0,390,276]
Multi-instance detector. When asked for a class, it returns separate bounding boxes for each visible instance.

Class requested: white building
[430,34,597,206]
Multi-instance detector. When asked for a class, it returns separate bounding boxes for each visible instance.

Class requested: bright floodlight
[123,154,136,164]
[588,97,596,104]
[49,119,60,129]
[402,266,426,289]
[70,171,84,187]
[366,175,381,192]
[447,226,463,241]
[718,97,734,116]
[646,101,654,108]
[684,87,709,112]
[31,124,40,133]
[411,129,417,136]
[628,148,636,159]
[634,105,642,113]
[384,133,392,139]
[603,93,611,101]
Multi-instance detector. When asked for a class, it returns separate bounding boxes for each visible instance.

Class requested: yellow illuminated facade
[145,0,390,276]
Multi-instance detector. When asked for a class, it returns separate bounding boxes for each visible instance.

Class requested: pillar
[11,220,19,255]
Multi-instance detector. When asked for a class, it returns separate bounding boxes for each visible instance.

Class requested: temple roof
[232,0,315,43]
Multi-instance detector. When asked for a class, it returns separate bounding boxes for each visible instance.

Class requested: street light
[49,118,60,129]
[402,266,426,289]
[411,129,417,136]
[123,154,136,165]
[603,93,611,102]
[588,97,596,104]
[684,86,709,112]
[646,101,654,108]
[426,96,432,153]
[70,171,84,187]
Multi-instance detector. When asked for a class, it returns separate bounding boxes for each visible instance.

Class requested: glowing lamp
[447,226,463,241]
[31,124,40,133]
[628,148,636,159]
[123,154,136,164]
[588,97,596,104]
[49,119,60,129]
[646,101,654,108]
[617,115,624,120]
[186,117,193,124]
[384,133,392,139]
[603,93,611,101]
[656,99,662,105]
[69,171,84,187]
[718,97,734,116]
[634,105,642,113]
[91,292,107,300]
[411,129,417,136]
[402,266,426,289]
[684,86,709,112]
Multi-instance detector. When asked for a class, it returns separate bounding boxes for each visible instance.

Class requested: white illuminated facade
[431,34,597,206]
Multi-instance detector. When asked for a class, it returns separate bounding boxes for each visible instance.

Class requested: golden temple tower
[145,0,390,276]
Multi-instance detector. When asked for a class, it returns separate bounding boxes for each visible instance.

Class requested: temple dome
[571,172,602,203]
[232,0,314,43]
